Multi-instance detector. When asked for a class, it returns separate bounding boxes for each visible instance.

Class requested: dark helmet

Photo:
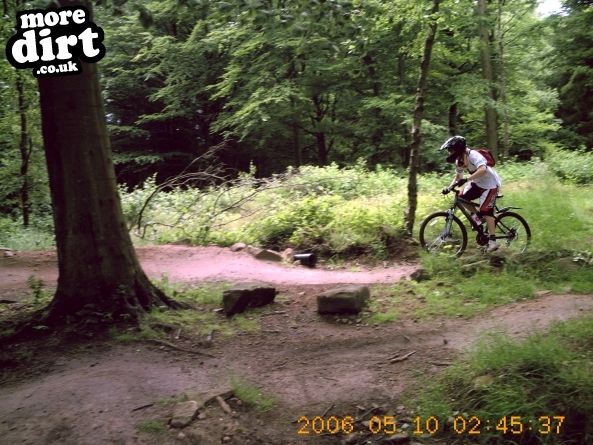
[440,136,466,163]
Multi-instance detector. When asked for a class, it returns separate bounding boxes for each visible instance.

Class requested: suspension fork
[443,208,455,236]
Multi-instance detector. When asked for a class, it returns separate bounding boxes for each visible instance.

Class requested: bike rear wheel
[419,211,468,256]
[494,211,531,254]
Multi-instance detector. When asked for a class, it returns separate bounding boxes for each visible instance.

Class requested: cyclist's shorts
[460,183,499,216]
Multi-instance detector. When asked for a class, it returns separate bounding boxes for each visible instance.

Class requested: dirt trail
[0,246,592,445]
[0,245,416,302]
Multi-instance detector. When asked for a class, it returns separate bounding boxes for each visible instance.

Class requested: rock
[293,252,317,268]
[245,245,283,261]
[230,243,247,252]
[317,285,370,315]
[246,245,259,255]
[410,268,430,282]
[223,282,277,316]
[3,250,15,258]
[281,248,295,262]
[253,249,283,262]
[185,427,216,445]
[382,432,410,444]
[170,400,199,428]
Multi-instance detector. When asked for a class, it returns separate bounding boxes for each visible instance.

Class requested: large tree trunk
[37,0,182,323]
[477,0,499,156]
[404,0,440,236]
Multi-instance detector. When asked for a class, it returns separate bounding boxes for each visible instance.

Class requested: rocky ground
[1,245,592,445]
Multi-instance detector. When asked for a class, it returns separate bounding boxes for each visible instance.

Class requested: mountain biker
[440,136,502,252]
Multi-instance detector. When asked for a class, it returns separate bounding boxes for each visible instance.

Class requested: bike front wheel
[494,211,531,254]
[419,211,468,256]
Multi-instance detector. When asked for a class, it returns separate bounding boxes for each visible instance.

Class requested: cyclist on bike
[440,136,502,252]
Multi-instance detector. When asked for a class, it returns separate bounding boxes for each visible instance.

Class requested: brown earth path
[0,245,417,302]
[0,246,592,445]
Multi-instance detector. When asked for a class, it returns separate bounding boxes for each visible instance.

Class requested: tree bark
[37,0,182,323]
[496,0,510,159]
[316,132,328,166]
[477,0,499,157]
[16,71,31,227]
[404,0,440,236]
[292,122,301,167]
[448,102,459,136]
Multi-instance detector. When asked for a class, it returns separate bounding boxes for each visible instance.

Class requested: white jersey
[456,149,502,190]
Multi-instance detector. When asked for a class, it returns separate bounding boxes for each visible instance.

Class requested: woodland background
[1,0,592,253]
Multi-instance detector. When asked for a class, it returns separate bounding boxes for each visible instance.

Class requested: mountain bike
[419,184,531,256]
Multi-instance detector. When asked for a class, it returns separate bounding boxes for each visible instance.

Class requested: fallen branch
[390,350,417,363]
[322,403,335,417]
[216,396,233,415]
[145,339,216,358]
[429,361,453,367]
[261,310,287,317]
[131,403,154,412]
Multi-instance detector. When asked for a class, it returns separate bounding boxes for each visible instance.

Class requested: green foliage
[546,5,593,149]
[26,275,48,306]
[230,376,275,412]
[118,161,593,261]
[0,216,55,250]
[499,179,593,251]
[138,280,262,338]
[374,256,536,320]
[546,147,593,184]
[415,316,593,444]
[138,420,166,434]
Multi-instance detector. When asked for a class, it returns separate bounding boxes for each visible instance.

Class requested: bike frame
[446,189,521,242]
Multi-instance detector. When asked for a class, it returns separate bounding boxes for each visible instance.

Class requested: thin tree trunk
[496,0,510,159]
[477,0,499,157]
[16,72,31,227]
[292,122,301,167]
[448,102,459,136]
[404,0,440,236]
[37,0,183,323]
[316,132,328,166]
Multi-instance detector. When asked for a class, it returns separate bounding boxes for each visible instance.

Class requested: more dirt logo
[5,6,105,77]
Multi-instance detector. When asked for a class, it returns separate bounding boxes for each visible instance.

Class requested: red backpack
[474,148,496,167]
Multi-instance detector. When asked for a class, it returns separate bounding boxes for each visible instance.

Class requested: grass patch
[231,376,275,412]
[413,316,593,444]
[368,308,398,325]
[138,420,167,434]
[0,220,55,251]
[108,281,264,342]
[366,258,537,324]
[108,323,158,343]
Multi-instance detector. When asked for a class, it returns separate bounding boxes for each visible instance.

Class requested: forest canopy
[1,0,592,225]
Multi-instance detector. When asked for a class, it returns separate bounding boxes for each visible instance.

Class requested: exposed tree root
[2,273,190,345]
[145,338,216,358]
